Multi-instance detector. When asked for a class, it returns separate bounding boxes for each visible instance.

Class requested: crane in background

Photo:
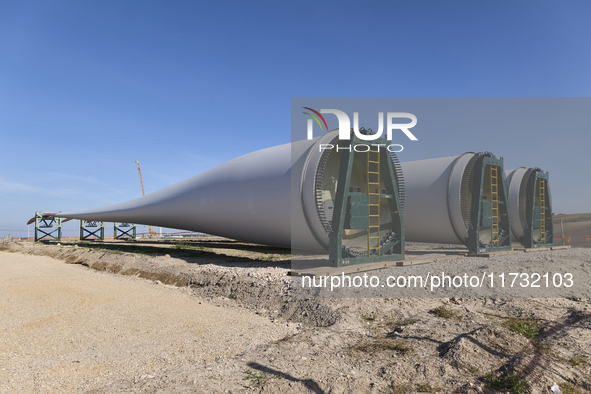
[135,160,157,237]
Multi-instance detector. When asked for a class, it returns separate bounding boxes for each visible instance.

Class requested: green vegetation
[568,354,588,367]
[484,368,504,390]
[174,243,206,250]
[503,317,539,338]
[173,243,211,254]
[461,363,480,375]
[256,254,280,261]
[389,382,410,393]
[562,382,586,394]
[228,293,237,299]
[243,369,282,387]
[532,340,552,355]
[483,364,530,394]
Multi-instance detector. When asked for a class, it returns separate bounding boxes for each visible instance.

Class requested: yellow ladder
[539,178,546,243]
[367,147,381,255]
[490,165,499,247]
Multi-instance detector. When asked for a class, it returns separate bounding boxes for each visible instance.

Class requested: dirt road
[0,251,294,393]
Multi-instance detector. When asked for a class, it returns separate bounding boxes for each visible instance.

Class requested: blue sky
[1,1,590,237]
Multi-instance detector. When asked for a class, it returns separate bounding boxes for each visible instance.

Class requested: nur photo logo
[303,107,418,152]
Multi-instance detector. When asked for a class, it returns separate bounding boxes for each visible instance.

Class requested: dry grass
[428,305,462,321]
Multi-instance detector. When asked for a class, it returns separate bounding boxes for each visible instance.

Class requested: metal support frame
[80,220,105,241]
[34,211,62,242]
[468,154,512,254]
[523,171,553,248]
[328,133,404,267]
[114,222,136,240]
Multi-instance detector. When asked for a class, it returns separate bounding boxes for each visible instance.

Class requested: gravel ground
[292,248,591,299]
[1,240,591,393]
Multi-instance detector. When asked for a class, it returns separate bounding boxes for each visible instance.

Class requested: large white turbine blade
[59,143,295,248]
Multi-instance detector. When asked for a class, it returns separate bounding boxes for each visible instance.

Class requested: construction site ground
[1,237,590,393]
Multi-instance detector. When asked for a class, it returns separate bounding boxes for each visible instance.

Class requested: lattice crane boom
[135,160,156,237]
